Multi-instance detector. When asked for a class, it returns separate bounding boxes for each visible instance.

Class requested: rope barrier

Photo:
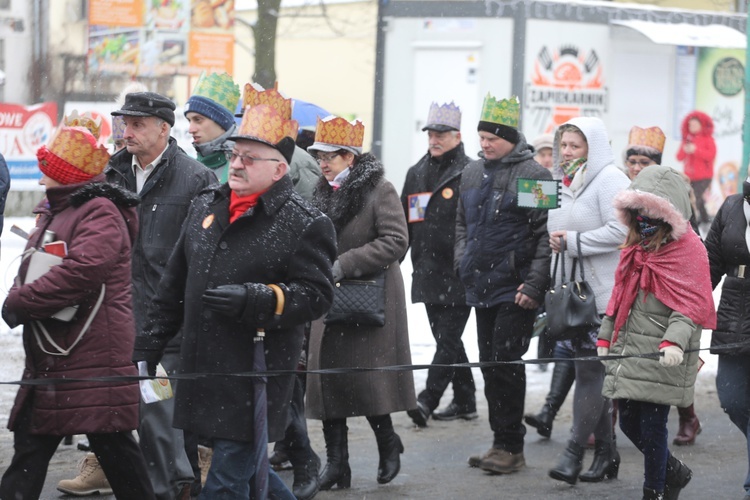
[1,341,745,387]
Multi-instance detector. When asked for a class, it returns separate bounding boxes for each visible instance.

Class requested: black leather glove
[202,284,248,319]
[2,303,19,329]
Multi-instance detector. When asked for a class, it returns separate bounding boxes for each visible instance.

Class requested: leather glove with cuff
[659,345,684,367]
[202,284,249,319]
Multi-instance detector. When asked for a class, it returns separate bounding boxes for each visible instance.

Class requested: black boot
[548,440,585,485]
[524,359,575,438]
[664,454,692,500]
[318,420,351,490]
[369,414,404,484]
[291,449,321,500]
[643,487,665,499]
[579,440,620,482]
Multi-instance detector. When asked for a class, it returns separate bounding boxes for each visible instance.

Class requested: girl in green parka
[597,165,716,500]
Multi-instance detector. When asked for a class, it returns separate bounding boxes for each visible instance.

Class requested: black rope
[1,341,746,387]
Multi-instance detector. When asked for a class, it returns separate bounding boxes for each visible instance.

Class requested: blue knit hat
[185,95,236,132]
[184,72,240,132]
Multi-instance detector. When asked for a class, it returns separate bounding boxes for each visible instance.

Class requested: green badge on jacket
[516,178,561,209]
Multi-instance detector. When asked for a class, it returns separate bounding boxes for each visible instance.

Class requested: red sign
[0,102,58,185]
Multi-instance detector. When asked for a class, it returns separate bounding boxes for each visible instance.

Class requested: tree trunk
[253,0,282,88]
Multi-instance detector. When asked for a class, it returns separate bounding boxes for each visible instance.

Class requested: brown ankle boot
[673,404,701,446]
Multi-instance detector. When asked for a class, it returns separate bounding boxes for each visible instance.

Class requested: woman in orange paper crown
[305,115,416,489]
[597,165,716,500]
[0,118,155,499]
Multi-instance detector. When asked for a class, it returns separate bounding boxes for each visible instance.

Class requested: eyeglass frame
[315,152,341,164]
[625,158,656,168]
[225,151,281,168]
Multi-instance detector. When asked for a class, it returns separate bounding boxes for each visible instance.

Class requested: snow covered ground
[0,215,723,420]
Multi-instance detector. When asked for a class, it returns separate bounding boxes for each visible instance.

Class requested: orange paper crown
[314,116,365,149]
[47,127,110,175]
[235,104,298,144]
[241,82,292,119]
[64,110,103,140]
[627,126,666,153]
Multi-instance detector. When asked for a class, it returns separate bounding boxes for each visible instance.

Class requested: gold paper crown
[192,71,240,112]
[480,94,520,129]
[627,126,666,153]
[241,82,292,119]
[64,111,102,140]
[48,127,111,175]
[314,116,365,149]
[235,104,298,144]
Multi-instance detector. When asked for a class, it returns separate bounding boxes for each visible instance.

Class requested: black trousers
[691,178,712,224]
[475,302,534,454]
[0,401,155,500]
[418,304,475,411]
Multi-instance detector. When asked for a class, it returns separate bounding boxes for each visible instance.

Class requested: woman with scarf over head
[546,117,630,486]
[598,165,716,499]
[706,173,750,499]
[305,116,416,489]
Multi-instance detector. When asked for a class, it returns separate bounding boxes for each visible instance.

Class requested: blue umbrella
[234,99,330,133]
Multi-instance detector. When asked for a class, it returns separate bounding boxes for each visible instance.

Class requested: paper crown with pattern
[191,72,240,113]
[239,82,292,119]
[37,126,111,184]
[309,116,365,155]
[627,126,666,153]
[64,111,102,140]
[480,94,520,129]
[423,102,461,131]
[233,104,299,143]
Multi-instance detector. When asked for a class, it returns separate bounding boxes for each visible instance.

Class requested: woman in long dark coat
[0,125,155,499]
[305,116,416,489]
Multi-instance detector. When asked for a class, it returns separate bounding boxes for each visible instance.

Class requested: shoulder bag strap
[31,284,106,357]
[576,232,585,281]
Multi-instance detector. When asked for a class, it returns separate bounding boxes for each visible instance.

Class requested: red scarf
[229,190,265,223]
[606,224,716,342]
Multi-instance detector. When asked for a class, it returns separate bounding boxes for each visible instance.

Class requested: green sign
[713,57,745,97]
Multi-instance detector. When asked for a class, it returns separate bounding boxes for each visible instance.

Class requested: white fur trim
[613,189,688,240]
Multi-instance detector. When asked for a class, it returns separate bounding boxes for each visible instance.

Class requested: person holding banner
[0,124,155,500]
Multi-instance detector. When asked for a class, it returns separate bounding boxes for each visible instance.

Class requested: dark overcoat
[4,179,141,435]
[133,177,337,442]
[105,137,216,352]
[306,153,417,419]
[401,142,472,305]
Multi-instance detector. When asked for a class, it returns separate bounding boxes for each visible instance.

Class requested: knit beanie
[477,121,519,144]
[185,95,236,132]
[37,127,110,185]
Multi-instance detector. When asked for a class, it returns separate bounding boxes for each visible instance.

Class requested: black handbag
[324,272,386,327]
[544,234,601,341]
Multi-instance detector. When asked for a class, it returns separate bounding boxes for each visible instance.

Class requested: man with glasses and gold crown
[132,95,337,500]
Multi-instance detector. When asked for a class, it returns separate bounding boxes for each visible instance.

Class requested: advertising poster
[0,102,57,190]
[88,0,234,77]
[522,21,611,139]
[693,47,745,216]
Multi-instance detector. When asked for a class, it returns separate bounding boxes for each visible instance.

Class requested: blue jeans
[618,399,670,492]
[716,355,750,493]
[199,438,294,500]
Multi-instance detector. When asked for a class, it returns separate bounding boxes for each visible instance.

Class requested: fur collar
[312,153,384,233]
[70,182,141,209]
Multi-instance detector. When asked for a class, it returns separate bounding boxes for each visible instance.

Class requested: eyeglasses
[315,152,340,164]
[626,159,655,168]
[225,151,280,168]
